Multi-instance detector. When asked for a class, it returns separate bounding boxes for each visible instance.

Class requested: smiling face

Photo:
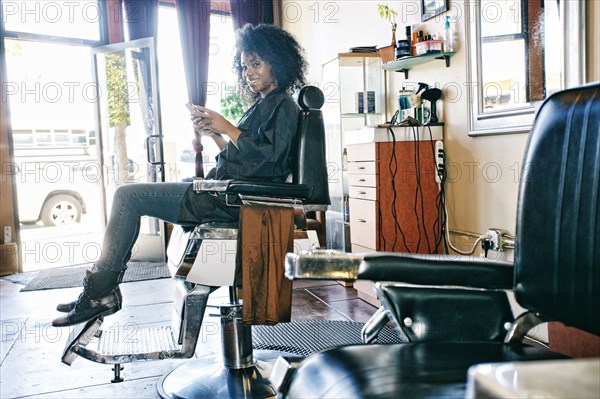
[241,52,277,97]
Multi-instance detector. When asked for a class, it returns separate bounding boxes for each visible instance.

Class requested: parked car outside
[14,158,101,227]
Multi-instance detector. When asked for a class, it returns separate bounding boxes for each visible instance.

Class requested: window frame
[0,0,108,46]
[465,0,586,136]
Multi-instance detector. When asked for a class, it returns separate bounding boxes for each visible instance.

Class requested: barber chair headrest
[298,86,325,110]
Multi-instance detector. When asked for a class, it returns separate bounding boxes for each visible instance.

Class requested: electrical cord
[443,206,487,255]
[410,126,425,253]
[387,126,411,253]
[434,147,487,256]
[378,206,387,251]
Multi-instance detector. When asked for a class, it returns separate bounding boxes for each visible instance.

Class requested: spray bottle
[443,16,454,53]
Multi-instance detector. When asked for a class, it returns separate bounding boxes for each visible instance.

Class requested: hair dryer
[421,87,442,124]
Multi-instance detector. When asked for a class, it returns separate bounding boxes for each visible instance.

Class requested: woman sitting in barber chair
[53,24,308,328]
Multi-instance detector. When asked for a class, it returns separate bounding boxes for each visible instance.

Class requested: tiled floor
[0,273,378,398]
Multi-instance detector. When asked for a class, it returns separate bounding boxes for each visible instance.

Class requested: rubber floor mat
[20,262,171,292]
[252,320,402,357]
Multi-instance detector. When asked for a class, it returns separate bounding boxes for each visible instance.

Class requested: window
[479,0,528,112]
[157,4,238,180]
[2,0,104,42]
[466,0,585,135]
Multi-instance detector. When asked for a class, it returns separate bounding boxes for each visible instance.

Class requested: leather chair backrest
[515,83,600,335]
[293,86,330,205]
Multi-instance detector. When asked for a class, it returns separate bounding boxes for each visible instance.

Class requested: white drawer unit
[348,185,377,201]
[348,198,377,250]
[345,132,443,307]
[346,142,376,162]
[348,174,377,188]
[347,161,377,175]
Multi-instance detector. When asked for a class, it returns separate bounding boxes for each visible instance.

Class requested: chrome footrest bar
[72,326,180,364]
[61,281,211,367]
[285,249,364,281]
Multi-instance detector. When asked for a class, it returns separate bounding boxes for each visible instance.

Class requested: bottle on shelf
[411,25,419,55]
[343,195,350,223]
[395,26,412,59]
[342,148,348,171]
[443,16,454,53]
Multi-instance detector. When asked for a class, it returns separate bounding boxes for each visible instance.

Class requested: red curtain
[122,0,159,41]
[230,0,274,29]
[175,0,212,177]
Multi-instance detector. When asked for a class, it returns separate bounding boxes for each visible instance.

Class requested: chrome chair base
[157,350,295,399]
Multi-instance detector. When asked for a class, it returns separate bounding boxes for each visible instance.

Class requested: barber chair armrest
[192,179,231,192]
[193,179,312,202]
[359,253,514,290]
[286,250,514,290]
[226,180,312,200]
[286,250,364,281]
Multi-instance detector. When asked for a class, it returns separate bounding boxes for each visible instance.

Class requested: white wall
[283,0,599,259]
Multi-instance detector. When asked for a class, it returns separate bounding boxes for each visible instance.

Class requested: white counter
[466,358,600,398]
[344,125,444,145]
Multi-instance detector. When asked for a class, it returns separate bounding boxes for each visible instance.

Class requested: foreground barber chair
[281,83,600,398]
[61,86,330,398]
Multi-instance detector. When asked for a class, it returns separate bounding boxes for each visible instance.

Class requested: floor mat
[19,262,171,292]
[252,320,402,357]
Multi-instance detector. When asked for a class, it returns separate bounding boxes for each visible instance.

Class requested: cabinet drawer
[347,143,375,162]
[349,185,377,200]
[351,243,376,253]
[348,173,377,187]
[349,198,376,249]
[347,161,377,175]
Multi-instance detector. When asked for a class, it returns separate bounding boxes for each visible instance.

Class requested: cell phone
[185,102,195,113]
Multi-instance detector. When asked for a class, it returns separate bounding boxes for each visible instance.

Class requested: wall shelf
[382,52,456,78]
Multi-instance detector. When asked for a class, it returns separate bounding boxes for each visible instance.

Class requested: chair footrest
[62,317,192,365]
[94,326,179,356]
[71,325,185,364]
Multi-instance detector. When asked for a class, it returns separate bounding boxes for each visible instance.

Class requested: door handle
[146,135,164,165]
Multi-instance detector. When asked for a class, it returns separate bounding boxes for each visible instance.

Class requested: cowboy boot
[56,267,126,312]
[52,269,124,327]
[56,286,123,313]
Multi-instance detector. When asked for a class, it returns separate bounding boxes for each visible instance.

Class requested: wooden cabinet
[346,126,443,305]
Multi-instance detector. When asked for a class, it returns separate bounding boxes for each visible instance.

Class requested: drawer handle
[358,179,366,182]
[357,166,366,170]
[358,191,367,195]
[357,219,367,223]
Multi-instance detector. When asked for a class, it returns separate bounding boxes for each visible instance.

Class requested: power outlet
[435,140,444,184]
[484,228,515,252]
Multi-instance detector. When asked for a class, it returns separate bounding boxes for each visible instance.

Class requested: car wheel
[40,194,83,227]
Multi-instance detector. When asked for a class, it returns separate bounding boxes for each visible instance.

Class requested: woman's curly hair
[233,24,308,100]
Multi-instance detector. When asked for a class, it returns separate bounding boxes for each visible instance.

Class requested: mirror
[466,0,586,135]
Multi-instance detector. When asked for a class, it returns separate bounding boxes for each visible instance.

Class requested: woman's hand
[190,105,241,146]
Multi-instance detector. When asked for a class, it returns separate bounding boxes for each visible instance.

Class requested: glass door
[92,38,166,262]
[5,38,106,271]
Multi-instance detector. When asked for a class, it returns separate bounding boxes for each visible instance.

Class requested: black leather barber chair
[61,86,330,398]
[281,83,600,398]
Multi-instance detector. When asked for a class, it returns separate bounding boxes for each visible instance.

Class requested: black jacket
[208,90,300,181]
[177,90,300,226]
